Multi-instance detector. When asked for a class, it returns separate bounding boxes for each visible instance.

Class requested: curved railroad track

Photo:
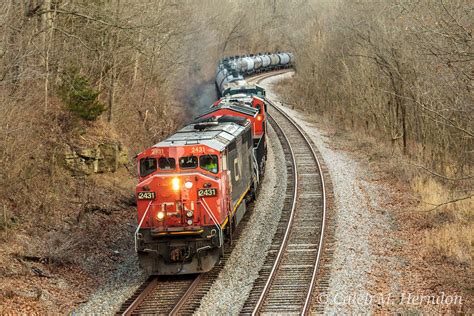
[240,73,327,314]
[116,70,327,315]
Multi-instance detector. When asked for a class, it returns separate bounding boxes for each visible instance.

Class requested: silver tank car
[239,58,248,73]
[288,52,295,65]
[277,52,291,65]
[269,54,280,67]
[216,51,294,95]
[254,56,263,71]
[261,55,271,68]
[242,56,255,74]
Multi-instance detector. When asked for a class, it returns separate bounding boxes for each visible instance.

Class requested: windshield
[140,158,157,177]
[179,156,198,169]
[158,157,175,170]
[200,155,218,174]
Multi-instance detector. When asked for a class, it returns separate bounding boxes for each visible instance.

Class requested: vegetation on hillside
[0,0,471,312]
[278,0,473,265]
[0,0,305,234]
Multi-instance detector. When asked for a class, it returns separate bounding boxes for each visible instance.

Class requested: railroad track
[115,275,198,315]
[117,70,327,315]
[116,199,255,315]
[240,73,327,314]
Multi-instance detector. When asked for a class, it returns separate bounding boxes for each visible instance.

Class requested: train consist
[216,52,294,96]
[134,52,294,275]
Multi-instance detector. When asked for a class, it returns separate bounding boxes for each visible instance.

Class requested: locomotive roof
[197,103,258,119]
[223,84,265,95]
[220,94,253,107]
[154,120,250,152]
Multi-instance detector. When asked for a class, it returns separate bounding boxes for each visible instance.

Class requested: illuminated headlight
[187,219,193,225]
[172,178,180,191]
[184,181,193,189]
[186,210,193,217]
[157,211,165,221]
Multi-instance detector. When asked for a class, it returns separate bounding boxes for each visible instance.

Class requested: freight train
[216,52,294,96]
[134,52,294,275]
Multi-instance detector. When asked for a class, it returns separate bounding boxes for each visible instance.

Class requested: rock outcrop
[64,143,128,176]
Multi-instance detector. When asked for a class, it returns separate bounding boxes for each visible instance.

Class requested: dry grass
[412,176,473,264]
[424,222,473,264]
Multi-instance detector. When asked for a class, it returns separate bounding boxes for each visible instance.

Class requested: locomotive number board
[198,188,217,197]
[137,191,156,200]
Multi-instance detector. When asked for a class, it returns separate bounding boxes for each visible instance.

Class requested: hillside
[1,0,472,313]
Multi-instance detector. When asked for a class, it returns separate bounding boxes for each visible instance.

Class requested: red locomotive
[134,52,291,275]
[205,95,267,175]
[135,114,265,274]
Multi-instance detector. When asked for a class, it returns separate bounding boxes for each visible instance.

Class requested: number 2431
[191,147,205,154]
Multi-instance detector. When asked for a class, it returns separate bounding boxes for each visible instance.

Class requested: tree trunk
[132,31,142,86]
[107,0,121,122]
[42,0,53,113]
[107,48,116,123]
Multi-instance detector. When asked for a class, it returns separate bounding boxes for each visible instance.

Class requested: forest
[0,0,472,313]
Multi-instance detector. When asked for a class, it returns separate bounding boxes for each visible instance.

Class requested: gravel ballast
[74,246,146,314]
[197,124,287,314]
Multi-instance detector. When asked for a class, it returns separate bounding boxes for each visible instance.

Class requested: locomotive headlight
[187,219,193,225]
[257,115,263,121]
[157,211,165,221]
[186,210,193,217]
[172,177,180,191]
[184,181,193,189]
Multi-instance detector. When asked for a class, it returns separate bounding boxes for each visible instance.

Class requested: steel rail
[251,100,299,316]
[244,72,326,315]
[169,274,202,315]
[119,277,159,316]
[270,99,327,315]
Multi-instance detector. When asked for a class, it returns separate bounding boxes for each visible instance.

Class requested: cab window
[158,157,176,170]
[140,158,157,177]
[200,155,218,174]
[179,156,198,169]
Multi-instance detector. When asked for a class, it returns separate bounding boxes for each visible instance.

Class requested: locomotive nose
[141,175,203,227]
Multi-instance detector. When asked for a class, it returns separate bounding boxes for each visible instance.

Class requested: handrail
[252,149,260,184]
[200,198,223,247]
[134,200,153,252]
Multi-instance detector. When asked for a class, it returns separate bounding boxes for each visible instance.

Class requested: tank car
[253,55,263,72]
[242,56,255,74]
[277,52,291,67]
[269,54,280,69]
